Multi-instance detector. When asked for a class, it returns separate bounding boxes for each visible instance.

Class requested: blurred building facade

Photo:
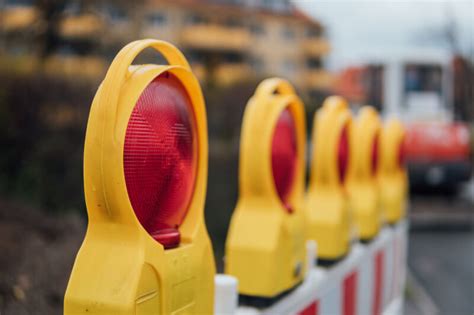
[0,0,333,98]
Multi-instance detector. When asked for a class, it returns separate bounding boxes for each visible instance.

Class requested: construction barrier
[64,39,215,314]
[305,96,352,263]
[64,39,409,315]
[216,220,408,315]
[225,78,308,301]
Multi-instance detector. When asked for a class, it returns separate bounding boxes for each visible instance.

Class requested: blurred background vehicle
[0,0,472,314]
[334,51,472,192]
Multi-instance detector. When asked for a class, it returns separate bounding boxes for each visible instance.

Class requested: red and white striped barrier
[215,220,408,315]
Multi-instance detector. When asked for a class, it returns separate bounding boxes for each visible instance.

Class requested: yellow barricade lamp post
[64,39,215,314]
[378,118,408,224]
[225,78,307,306]
[346,106,382,242]
[305,96,352,264]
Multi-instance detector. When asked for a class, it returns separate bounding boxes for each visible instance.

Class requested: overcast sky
[293,0,473,70]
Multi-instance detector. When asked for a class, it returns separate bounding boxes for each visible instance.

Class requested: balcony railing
[300,69,334,90]
[302,38,330,56]
[60,14,104,39]
[215,63,254,85]
[180,25,251,52]
[191,62,253,85]
[0,6,38,32]
[44,55,107,78]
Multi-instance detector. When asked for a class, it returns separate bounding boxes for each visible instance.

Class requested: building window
[282,60,296,74]
[250,23,265,35]
[63,1,82,15]
[263,0,274,7]
[281,25,295,40]
[147,12,167,27]
[223,52,243,64]
[224,17,243,28]
[261,0,291,12]
[186,50,204,64]
[105,5,128,22]
[57,44,76,57]
[309,89,325,102]
[250,57,264,73]
[186,13,209,25]
[307,57,322,69]
[5,0,34,7]
[306,27,322,38]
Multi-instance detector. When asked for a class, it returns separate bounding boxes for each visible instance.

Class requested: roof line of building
[145,0,322,28]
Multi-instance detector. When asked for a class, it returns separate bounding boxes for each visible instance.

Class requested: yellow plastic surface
[305,96,352,260]
[346,106,381,241]
[64,39,215,314]
[225,78,307,298]
[378,118,408,224]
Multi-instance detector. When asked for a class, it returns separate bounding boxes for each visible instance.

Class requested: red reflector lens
[398,136,406,168]
[151,228,181,249]
[371,133,379,175]
[338,125,349,183]
[124,72,197,249]
[271,108,297,212]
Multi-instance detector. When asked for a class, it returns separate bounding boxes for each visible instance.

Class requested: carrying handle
[99,39,191,124]
[254,77,296,99]
[94,40,193,221]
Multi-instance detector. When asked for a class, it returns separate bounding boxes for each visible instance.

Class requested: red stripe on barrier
[343,270,357,315]
[372,250,384,315]
[298,300,319,315]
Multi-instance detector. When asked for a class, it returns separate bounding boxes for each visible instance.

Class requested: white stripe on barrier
[357,246,372,315]
[383,233,394,309]
[390,229,400,302]
[320,280,342,315]
[220,220,408,315]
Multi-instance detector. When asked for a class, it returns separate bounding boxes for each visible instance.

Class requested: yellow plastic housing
[64,40,215,314]
[305,96,352,261]
[225,78,307,298]
[378,119,408,224]
[345,106,381,241]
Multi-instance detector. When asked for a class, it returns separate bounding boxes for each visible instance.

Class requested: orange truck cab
[334,49,472,190]
[404,121,471,189]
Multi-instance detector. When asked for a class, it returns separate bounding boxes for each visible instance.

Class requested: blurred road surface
[408,230,474,314]
[406,187,474,315]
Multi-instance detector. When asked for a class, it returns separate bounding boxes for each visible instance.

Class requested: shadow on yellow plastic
[378,118,408,224]
[305,96,352,261]
[225,78,307,299]
[346,106,381,241]
[64,39,215,314]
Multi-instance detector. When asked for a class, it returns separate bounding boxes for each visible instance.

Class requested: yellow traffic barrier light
[378,118,408,224]
[64,39,215,314]
[305,96,352,263]
[225,78,307,303]
[346,106,382,242]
